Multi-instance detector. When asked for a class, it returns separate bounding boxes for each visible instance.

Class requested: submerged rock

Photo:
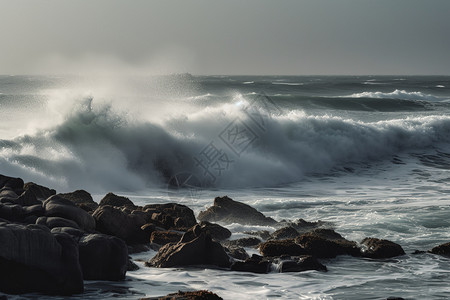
[140,290,223,300]
[230,254,270,274]
[429,242,450,257]
[360,238,405,259]
[197,196,277,226]
[277,255,327,272]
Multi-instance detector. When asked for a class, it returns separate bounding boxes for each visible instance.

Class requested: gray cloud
[1,0,449,75]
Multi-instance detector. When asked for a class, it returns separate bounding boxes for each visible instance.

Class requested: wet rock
[197,196,277,226]
[0,222,83,295]
[277,256,327,272]
[270,226,300,240]
[224,246,249,261]
[44,195,96,232]
[141,290,223,300]
[143,203,197,230]
[295,229,360,258]
[92,205,148,244]
[279,218,329,234]
[360,238,405,259]
[127,258,139,271]
[222,237,262,248]
[99,192,136,209]
[59,190,98,212]
[36,216,80,230]
[150,230,183,246]
[259,239,305,257]
[78,233,128,280]
[23,182,56,200]
[147,225,230,268]
[429,242,450,257]
[230,254,270,274]
[199,221,231,241]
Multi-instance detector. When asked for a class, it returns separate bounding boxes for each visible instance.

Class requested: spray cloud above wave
[1,76,450,193]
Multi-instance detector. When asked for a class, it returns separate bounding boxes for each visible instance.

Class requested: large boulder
[198,196,277,226]
[199,221,231,241]
[43,195,96,232]
[147,225,230,268]
[259,239,305,257]
[270,226,300,240]
[0,174,24,195]
[59,190,98,212]
[150,230,183,246]
[295,229,360,258]
[23,182,56,200]
[36,216,80,230]
[430,242,450,257]
[99,192,136,209]
[0,222,83,295]
[143,203,197,230]
[360,238,405,259]
[92,205,148,244]
[78,233,128,280]
[0,203,24,222]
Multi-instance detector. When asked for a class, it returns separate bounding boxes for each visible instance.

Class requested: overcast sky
[1,0,450,75]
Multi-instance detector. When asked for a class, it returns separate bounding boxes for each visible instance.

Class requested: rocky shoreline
[1,173,449,299]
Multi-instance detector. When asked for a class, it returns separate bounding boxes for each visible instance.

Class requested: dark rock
[36,216,80,230]
[199,221,231,241]
[429,242,450,257]
[78,233,128,280]
[0,203,24,222]
[128,244,150,254]
[270,226,300,240]
[23,204,45,217]
[99,192,136,209]
[197,196,277,226]
[230,254,270,274]
[15,189,40,206]
[43,195,96,232]
[279,218,329,234]
[259,239,305,257]
[51,227,85,240]
[244,230,271,240]
[0,175,24,195]
[295,229,360,258]
[58,190,98,212]
[222,237,262,248]
[360,238,405,259]
[141,290,223,300]
[0,188,18,203]
[143,203,197,230]
[147,225,230,268]
[92,205,148,244]
[23,182,56,200]
[150,230,183,246]
[0,222,83,295]
[386,297,405,300]
[224,246,249,261]
[127,257,139,271]
[278,256,327,272]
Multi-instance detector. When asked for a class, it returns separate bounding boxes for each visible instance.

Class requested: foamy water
[1,75,450,299]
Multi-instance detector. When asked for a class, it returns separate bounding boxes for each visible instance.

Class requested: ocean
[1,75,450,299]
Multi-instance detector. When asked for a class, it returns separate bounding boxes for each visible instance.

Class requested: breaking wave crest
[1,93,450,193]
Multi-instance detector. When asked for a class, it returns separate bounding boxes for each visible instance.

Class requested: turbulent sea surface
[1,75,450,299]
